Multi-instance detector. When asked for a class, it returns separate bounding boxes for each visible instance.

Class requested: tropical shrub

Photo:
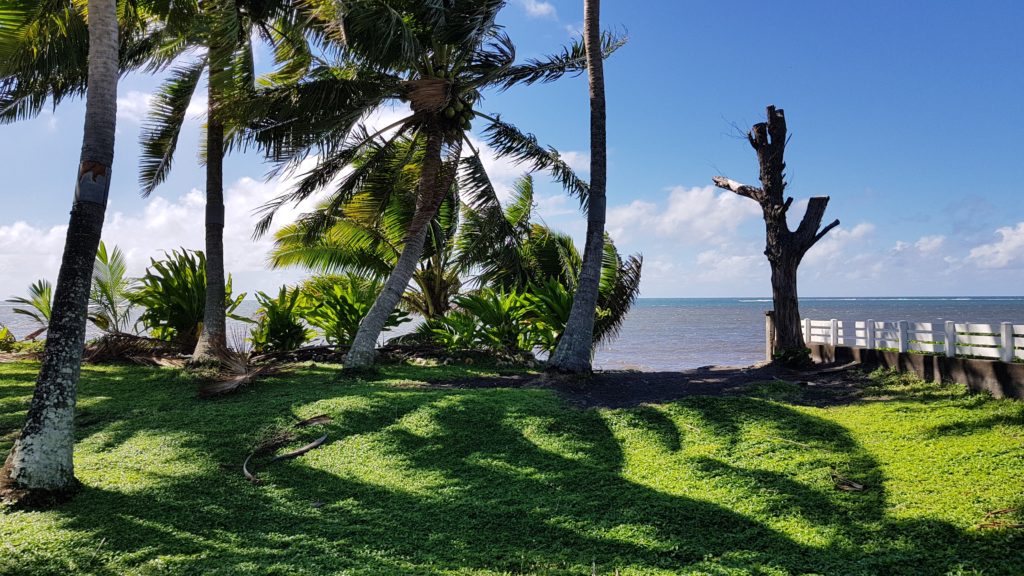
[418,311,480,351]
[249,286,314,354]
[89,241,136,333]
[129,249,245,351]
[519,279,574,354]
[6,279,53,334]
[428,289,530,355]
[299,275,410,346]
[0,324,15,352]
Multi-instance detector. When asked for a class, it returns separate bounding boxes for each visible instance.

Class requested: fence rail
[801,318,1024,362]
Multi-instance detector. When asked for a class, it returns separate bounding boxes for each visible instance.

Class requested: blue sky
[2,0,1023,298]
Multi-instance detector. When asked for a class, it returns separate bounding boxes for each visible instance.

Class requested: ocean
[3,297,1023,372]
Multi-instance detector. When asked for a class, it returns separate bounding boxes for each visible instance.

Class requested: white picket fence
[802,319,1024,362]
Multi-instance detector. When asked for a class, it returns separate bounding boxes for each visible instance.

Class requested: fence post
[866,319,875,349]
[830,319,839,348]
[765,311,775,362]
[803,318,811,344]
[898,320,908,353]
[1001,322,1014,363]
[945,321,956,358]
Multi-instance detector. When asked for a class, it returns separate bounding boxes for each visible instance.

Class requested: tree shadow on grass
[1,363,1022,575]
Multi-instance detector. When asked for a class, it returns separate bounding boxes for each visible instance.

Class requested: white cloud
[694,247,765,282]
[607,185,761,245]
[560,150,590,172]
[518,0,557,19]
[915,235,945,253]
[968,222,1024,269]
[117,91,153,125]
[0,161,325,299]
[803,222,875,269]
[564,22,584,37]
[116,90,207,125]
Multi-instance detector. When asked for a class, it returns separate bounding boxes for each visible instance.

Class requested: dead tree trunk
[713,105,839,365]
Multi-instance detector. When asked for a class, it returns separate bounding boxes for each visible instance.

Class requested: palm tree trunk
[2,0,118,498]
[548,0,607,375]
[191,61,227,363]
[344,128,458,369]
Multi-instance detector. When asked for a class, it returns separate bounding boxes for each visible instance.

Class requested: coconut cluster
[442,93,475,131]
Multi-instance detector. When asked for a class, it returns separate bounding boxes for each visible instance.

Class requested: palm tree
[138,0,305,362]
[549,0,608,375]
[1,0,119,496]
[269,136,463,319]
[242,0,622,369]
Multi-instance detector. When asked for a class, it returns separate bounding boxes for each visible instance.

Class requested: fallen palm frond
[242,416,333,483]
[197,349,283,398]
[198,327,287,397]
[295,414,333,427]
[975,508,1023,530]
[84,333,184,366]
[830,469,865,492]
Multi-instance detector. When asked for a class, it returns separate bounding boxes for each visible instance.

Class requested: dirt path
[432,362,873,409]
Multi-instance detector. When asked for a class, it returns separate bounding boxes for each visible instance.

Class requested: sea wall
[808,344,1024,400]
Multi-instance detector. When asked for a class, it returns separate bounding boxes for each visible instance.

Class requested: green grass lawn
[0,361,1022,575]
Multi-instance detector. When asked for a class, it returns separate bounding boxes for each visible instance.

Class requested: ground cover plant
[0,362,1021,575]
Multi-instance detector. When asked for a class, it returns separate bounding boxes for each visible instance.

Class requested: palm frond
[138,57,206,196]
[595,247,642,346]
[479,113,589,204]
[491,30,626,91]
[6,278,53,329]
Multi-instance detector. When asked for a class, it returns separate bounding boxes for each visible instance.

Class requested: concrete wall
[808,344,1024,400]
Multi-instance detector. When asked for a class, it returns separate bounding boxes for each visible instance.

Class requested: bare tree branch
[712,176,763,202]
[813,218,841,245]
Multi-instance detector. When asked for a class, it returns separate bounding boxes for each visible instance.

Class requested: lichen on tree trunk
[3,0,119,499]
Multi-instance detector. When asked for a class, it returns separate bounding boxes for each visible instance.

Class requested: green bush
[519,278,573,354]
[250,286,314,354]
[0,324,15,352]
[427,289,530,355]
[299,275,410,346]
[129,249,245,351]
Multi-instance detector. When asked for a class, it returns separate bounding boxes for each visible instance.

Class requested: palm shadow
[2,364,1022,574]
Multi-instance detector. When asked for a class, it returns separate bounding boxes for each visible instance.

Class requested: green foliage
[298,275,410,346]
[774,346,813,368]
[0,323,14,352]
[519,278,574,354]
[129,249,245,350]
[426,289,540,355]
[5,278,52,330]
[88,241,137,333]
[269,136,462,320]
[0,363,1021,575]
[249,286,314,354]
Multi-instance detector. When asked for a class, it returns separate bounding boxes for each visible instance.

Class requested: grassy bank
[0,361,1022,575]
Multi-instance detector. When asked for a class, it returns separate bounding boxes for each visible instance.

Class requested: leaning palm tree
[549,0,609,374]
[241,0,622,369]
[1,0,120,497]
[138,0,307,362]
[270,136,463,319]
